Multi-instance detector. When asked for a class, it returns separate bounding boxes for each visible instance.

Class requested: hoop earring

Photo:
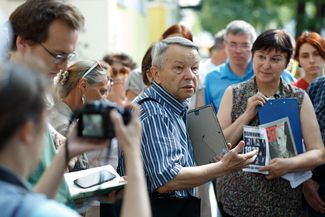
[82,95,86,104]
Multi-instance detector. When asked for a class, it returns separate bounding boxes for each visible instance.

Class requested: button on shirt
[121,82,195,197]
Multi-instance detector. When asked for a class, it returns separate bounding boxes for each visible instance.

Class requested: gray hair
[151,36,199,70]
[55,60,107,99]
[225,20,257,43]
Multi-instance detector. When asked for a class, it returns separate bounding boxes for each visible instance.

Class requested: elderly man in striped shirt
[119,36,257,217]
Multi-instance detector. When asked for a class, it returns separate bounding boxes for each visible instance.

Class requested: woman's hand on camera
[66,122,108,159]
[110,104,142,154]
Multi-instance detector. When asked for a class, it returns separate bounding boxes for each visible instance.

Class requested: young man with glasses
[9,0,82,78]
[6,2,152,217]
[8,0,85,205]
[204,20,296,113]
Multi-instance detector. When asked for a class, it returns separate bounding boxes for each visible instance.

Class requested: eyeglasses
[226,41,252,51]
[39,43,76,64]
[111,67,130,77]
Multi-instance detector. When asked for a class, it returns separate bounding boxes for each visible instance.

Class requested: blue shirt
[121,82,195,197]
[307,76,325,142]
[204,60,296,112]
[307,76,325,186]
[204,61,254,112]
[0,166,78,217]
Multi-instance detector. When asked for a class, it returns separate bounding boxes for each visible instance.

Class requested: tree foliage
[199,0,325,37]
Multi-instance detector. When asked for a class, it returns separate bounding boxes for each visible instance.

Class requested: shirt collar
[150,82,189,116]
[0,165,30,191]
[253,76,285,98]
[221,60,254,79]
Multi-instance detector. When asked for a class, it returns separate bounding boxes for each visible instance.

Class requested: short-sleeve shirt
[119,82,195,197]
[204,61,254,112]
[292,77,309,90]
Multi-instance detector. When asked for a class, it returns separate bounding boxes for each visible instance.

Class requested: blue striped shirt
[119,82,195,197]
[307,76,325,142]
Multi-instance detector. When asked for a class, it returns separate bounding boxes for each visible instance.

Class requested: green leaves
[199,0,325,37]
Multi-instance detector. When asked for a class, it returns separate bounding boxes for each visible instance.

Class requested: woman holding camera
[0,63,150,217]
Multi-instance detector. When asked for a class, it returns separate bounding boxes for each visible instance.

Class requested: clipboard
[258,98,304,154]
[188,104,227,165]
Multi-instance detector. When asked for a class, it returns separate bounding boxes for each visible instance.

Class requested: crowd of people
[0,0,325,217]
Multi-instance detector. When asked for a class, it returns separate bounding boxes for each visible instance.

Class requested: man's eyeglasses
[39,43,76,64]
[226,41,252,51]
[111,67,130,77]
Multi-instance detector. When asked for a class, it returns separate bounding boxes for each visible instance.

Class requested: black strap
[137,97,160,105]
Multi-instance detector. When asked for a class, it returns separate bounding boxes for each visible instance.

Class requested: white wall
[0,0,150,65]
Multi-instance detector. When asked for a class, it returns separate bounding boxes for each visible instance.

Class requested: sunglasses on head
[111,67,129,77]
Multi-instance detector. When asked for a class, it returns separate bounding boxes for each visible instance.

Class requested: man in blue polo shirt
[205,20,295,112]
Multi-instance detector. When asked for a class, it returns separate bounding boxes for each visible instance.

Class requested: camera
[74,100,131,139]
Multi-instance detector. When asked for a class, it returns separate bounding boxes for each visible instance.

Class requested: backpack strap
[137,97,160,105]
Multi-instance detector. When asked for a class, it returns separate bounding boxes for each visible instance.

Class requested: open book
[243,118,296,173]
[64,164,126,200]
[242,125,270,174]
[243,117,311,187]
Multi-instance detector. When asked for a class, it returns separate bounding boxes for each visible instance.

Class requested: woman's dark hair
[252,29,293,65]
[0,63,47,148]
[102,53,137,71]
[141,45,154,86]
[294,31,325,61]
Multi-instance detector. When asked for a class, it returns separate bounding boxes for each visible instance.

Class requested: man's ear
[151,66,161,84]
[16,36,29,53]
[17,121,34,145]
